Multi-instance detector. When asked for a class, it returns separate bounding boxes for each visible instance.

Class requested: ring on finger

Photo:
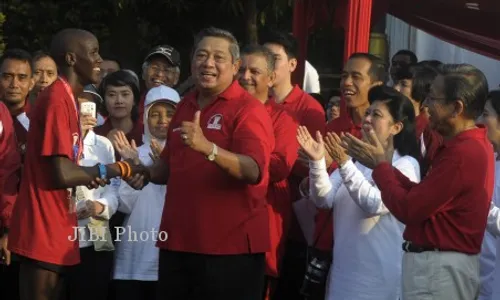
[181,134,188,140]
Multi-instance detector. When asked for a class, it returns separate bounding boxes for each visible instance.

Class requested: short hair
[348,52,387,82]
[240,44,276,72]
[102,56,122,69]
[260,30,299,59]
[32,50,54,64]
[417,60,443,70]
[487,90,500,117]
[395,64,439,104]
[438,64,489,119]
[368,85,420,160]
[0,48,34,75]
[393,50,418,64]
[98,70,140,121]
[193,27,240,62]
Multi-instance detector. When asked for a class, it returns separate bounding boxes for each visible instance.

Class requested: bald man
[6,28,143,300]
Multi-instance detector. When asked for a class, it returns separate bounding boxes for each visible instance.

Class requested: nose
[40,72,48,83]
[202,55,216,68]
[341,76,353,87]
[8,76,20,88]
[363,114,372,124]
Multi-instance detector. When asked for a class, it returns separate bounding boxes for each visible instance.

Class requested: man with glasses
[138,45,181,129]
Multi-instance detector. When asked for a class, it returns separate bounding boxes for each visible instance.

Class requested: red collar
[185,80,245,106]
[443,125,488,148]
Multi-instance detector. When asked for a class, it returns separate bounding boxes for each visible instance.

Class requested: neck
[256,92,268,104]
[444,119,477,140]
[60,69,84,101]
[110,117,134,134]
[349,102,370,125]
[273,81,294,104]
[3,99,26,116]
[412,100,420,117]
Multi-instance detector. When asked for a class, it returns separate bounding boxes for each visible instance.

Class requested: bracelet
[122,161,132,179]
[116,161,126,177]
[97,163,107,180]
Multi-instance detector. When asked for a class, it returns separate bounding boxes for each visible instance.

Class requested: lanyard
[58,76,83,163]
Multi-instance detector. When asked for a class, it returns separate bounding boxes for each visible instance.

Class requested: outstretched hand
[340,124,389,169]
[113,131,140,164]
[296,126,325,161]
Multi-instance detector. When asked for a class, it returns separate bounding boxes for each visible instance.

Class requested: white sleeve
[486,201,500,237]
[308,158,343,209]
[340,157,420,217]
[117,180,141,214]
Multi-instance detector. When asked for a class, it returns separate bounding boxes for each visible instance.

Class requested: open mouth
[342,90,356,97]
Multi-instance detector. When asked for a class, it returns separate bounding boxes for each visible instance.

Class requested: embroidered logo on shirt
[207,114,222,130]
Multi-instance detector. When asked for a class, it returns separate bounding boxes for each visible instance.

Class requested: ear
[28,77,35,92]
[452,100,465,118]
[390,121,404,136]
[268,71,277,88]
[289,58,297,73]
[232,59,241,77]
[65,52,76,67]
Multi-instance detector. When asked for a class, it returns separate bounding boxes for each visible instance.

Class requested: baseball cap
[144,85,181,107]
[144,45,181,67]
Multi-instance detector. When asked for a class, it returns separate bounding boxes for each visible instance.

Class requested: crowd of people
[0,25,499,300]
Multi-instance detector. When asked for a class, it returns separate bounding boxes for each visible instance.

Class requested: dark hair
[32,50,54,63]
[0,48,34,75]
[395,64,439,104]
[193,27,240,62]
[417,60,442,70]
[438,64,489,119]
[309,93,326,108]
[241,44,276,73]
[98,70,140,121]
[368,85,420,160]
[486,90,500,116]
[260,30,299,59]
[102,56,122,69]
[348,52,387,82]
[393,50,418,64]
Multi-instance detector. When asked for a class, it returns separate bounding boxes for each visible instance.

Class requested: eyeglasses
[149,65,177,76]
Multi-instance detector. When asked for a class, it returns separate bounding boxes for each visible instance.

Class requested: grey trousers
[401,251,480,300]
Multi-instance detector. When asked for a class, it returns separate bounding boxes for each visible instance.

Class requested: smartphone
[80,102,96,118]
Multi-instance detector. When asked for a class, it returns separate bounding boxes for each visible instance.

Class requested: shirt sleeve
[40,98,73,158]
[340,157,421,217]
[372,156,461,225]
[231,103,275,184]
[269,111,299,183]
[308,158,343,209]
[0,104,21,228]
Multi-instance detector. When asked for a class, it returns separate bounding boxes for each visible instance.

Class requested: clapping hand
[324,132,349,166]
[149,138,163,163]
[296,126,325,161]
[113,131,140,165]
[340,124,389,169]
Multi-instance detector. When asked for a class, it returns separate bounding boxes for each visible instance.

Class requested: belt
[402,241,440,253]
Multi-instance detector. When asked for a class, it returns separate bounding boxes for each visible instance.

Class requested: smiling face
[73,35,103,85]
[340,57,376,109]
[363,100,403,147]
[104,85,134,119]
[191,36,239,96]
[143,56,179,90]
[237,53,274,102]
[147,101,176,140]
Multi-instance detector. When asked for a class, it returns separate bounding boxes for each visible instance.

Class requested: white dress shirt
[113,143,166,281]
[482,161,500,300]
[309,151,421,300]
[303,60,320,94]
[77,130,119,248]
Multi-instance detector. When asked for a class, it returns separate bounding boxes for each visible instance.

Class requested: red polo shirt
[265,99,299,277]
[280,85,326,244]
[372,127,494,254]
[0,102,21,229]
[94,118,143,161]
[157,81,275,254]
[8,79,82,265]
[415,114,443,176]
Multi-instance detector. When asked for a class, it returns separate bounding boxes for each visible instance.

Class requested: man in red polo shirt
[237,44,299,299]
[0,49,34,159]
[115,27,274,300]
[261,31,326,300]
[344,64,493,300]
[7,29,143,300]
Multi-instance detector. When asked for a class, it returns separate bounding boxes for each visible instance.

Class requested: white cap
[144,85,181,107]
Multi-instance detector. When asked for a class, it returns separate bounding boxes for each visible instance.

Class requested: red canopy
[292,0,500,85]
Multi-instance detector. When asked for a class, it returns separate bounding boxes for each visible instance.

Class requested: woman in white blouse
[297,86,421,300]
[477,90,500,300]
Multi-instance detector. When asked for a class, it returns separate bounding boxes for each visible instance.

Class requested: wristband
[97,163,107,180]
[122,161,132,178]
